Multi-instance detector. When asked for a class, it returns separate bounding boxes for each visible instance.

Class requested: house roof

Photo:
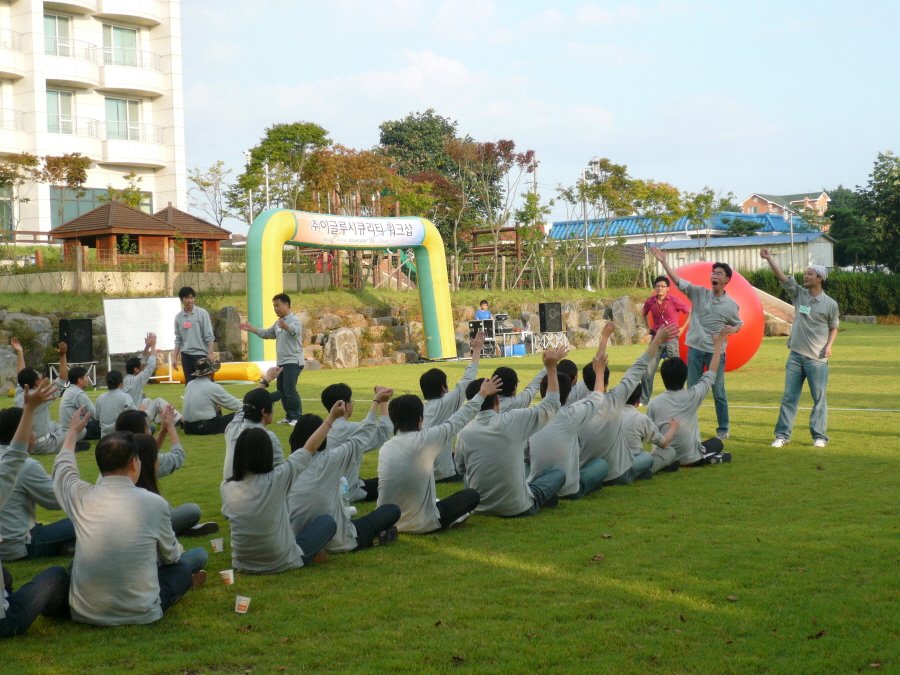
[154,205,231,240]
[548,211,813,241]
[657,231,834,250]
[746,192,828,208]
[53,201,176,238]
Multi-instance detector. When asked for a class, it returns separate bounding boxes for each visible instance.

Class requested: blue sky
[181,1,900,231]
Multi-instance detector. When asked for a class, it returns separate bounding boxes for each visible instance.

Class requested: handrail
[47,115,102,137]
[0,28,23,52]
[45,37,99,61]
[99,121,163,143]
[102,47,161,71]
[0,109,23,130]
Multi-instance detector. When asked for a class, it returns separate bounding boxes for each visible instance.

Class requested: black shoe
[542,494,560,509]
[74,441,91,452]
[374,526,398,547]
[708,452,732,464]
[60,543,76,556]
[183,522,219,536]
[635,468,654,481]
[662,461,680,472]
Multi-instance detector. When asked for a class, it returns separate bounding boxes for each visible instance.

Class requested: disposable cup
[219,569,234,585]
[235,595,251,614]
[210,537,224,553]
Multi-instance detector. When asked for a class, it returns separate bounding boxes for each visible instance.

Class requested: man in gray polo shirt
[173,286,215,383]
[761,249,840,448]
[650,247,743,439]
[240,293,304,425]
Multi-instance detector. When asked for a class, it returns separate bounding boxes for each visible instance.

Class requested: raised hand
[471,329,486,353]
[23,378,56,409]
[373,387,394,403]
[649,247,667,263]
[10,337,22,354]
[327,400,347,422]
[542,346,568,368]
[238,322,253,331]
[479,375,503,398]
[592,352,609,378]
[67,406,91,435]
[264,366,283,382]
[601,321,616,339]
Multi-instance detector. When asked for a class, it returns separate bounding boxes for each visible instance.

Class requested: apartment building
[0,0,185,235]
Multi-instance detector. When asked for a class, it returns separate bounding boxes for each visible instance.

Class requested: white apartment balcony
[95,0,162,27]
[43,1,98,15]
[99,121,167,168]
[45,115,103,159]
[44,39,101,88]
[0,109,28,155]
[0,29,25,80]
[98,48,164,97]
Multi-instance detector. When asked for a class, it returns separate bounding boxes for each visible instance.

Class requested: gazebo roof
[154,205,231,240]
[53,202,176,239]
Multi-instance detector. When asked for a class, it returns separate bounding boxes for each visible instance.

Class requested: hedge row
[741,269,899,316]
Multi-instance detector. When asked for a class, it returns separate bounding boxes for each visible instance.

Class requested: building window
[104,97,141,140]
[50,187,152,228]
[102,24,138,66]
[0,186,12,234]
[47,89,74,134]
[748,206,757,214]
[44,14,71,57]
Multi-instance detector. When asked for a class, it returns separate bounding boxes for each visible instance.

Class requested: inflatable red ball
[665,262,764,372]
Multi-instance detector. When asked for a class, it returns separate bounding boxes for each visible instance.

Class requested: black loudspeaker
[468,319,495,339]
[59,319,93,362]
[538,302,562,333]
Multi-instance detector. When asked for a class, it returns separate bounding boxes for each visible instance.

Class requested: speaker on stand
[538,302,562,333]
[59,319,93,363]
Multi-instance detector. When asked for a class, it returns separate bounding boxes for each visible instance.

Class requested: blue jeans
[687,347,728,436]
[25,519,76,559]
[178,547,208,574]
[605,451,655,486]
[296,514,337,565]
[0,566,69,637]
[170,503,201,535]
[775,351,829,442]
[563,458,609,499]
[278,363,304,421]
[641,340,679,404]
[511,467,566,517]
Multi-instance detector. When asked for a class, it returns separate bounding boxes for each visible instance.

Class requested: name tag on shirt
[183,321,193,329]
[799,305,811,315]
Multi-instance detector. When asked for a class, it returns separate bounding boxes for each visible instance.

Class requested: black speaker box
[468,319,495,339]
[59,319,93,363]
[538,302,562,333]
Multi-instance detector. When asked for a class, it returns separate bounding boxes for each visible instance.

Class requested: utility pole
[581,169,592,292]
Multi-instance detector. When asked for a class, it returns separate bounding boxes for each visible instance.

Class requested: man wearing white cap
[760,250,840,448]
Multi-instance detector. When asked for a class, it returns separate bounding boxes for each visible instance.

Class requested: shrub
[742,269,898,316]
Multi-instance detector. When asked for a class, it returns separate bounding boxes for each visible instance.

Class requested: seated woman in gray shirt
[221,404,344,574]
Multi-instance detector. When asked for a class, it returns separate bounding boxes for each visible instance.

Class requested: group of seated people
[0,319,734,637]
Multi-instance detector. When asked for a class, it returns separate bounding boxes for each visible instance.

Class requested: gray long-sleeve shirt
[647,371,716,465]
[288,411,380,552]
[498,368,546,413]
[123,354,157,406]
[377,394,485,534]
[455,392,560,516]
[59,384,95,430]
[15,379,65,445]
[780,278,840,361]
[327,414,393,501]
[677,280,743,353]
[157,444,186,478]
[95,388,136,437]
[53,452,183,626]
[174,306,215,356]
[621,407,665,456]
[183,376,243,423]
[254,314,303,366]
[223,411,285,480]
[220,447,313,574]
[0,457,62,561]
[422,359,479,479]
[0,441,28,620]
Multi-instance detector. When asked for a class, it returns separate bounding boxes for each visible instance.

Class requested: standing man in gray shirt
[760,249,840,448]
[173,286,215,383]
[650,247,743,440]
[239,293,304,425]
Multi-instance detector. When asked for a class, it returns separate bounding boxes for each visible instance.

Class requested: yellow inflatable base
[154,362,263,384]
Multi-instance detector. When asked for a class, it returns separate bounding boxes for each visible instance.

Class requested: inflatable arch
[246,210,456,361]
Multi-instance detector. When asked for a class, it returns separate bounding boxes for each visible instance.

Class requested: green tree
[861,151,900,272]
[100,171,145,209]
[228,122,332,221]
[582,158,636,288]
[514,191,552,289]
[188,160,233,227]
[0,153,41,240]
[828,206,875,269]
[42,153,91,229]
[378,108,459,177]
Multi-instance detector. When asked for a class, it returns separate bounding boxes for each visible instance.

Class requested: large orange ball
[666,262,764,371]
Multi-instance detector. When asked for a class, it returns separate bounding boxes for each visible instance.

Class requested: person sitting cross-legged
[647,327,735,468]
[53,411,208,626]
[222,372,285,481]
[95,370,136,437]
[612,384,681,480]
[0,379,71,638]
[123,332,181,429]
[58,365,101,440]
[287,388,401,553]
[454,347,569,518]
[377,376,503,534]
[182,358,244,435]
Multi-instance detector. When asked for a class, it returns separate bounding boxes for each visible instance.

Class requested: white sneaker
[770,438,788,448]
[813,438,827,448]
[278,418,297,426]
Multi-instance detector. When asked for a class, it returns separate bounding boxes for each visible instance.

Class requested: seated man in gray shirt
[455,347,568,517]
[53,416,208,626]
[124,332,181,428]
[648,327,734,467]
[182,358,243,435]
[617,384,680,477]
[95,370,136,437]
[0,407,75,561]
[59,365,100,440]
[492,364,547,413]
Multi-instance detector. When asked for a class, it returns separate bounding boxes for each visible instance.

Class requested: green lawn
[3,323,898,674]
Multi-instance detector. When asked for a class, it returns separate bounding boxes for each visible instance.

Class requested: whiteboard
[103,297,184,355]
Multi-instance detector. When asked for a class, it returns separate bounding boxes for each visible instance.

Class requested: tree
[631,179,682,246]
[582,158,635,288]
[861,151,900,272]
[188,160,233,227]
[723,217,758,237]
[514,191,552,289]
[42,153,91,229]
[378,109,459,178]
[828,206,875,269]
[227,122,332,221]
[0,153,41,241]
[100,171,145,209]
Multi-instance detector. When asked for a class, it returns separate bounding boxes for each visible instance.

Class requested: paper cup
[219,569,234,585]
[235,595,251,614]
[210,537,224,553]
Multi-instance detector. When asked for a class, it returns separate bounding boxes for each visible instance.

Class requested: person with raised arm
[648,326,736,467]
[123,332,181,429]
[0,379,71,638]
[650,247,742,440]
[760,249,839,448]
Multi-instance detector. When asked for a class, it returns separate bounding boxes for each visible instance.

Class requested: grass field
[3,323,898,674]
